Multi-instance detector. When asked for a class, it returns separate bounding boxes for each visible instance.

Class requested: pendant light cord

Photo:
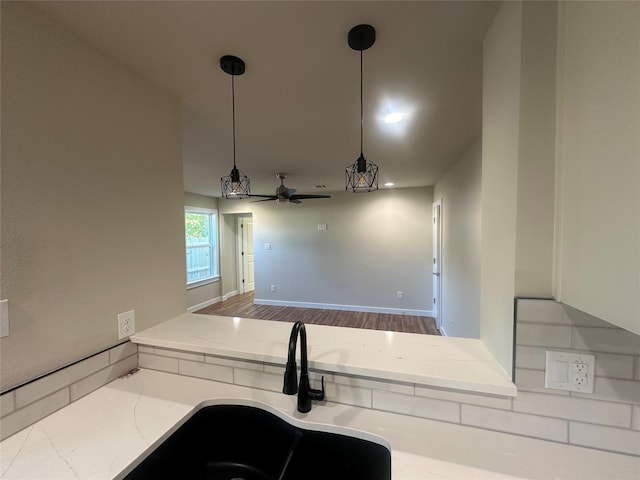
[232,69,237,169]
[360,49,364,157]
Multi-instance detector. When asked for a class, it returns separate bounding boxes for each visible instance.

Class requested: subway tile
[178,359,233,384]
[516,323,572,348]
[461,405,568,443]
[0,389,70,441]
[633,406,640,431]
[560,304,613,328]
[264,364,331,384]
[415,385,512,410]
[570,422,640,456]
[138,345,154,355]
[206,355,264,371]
[373,390,459,423]
[572,327,640,355]
[264,364,285,375]
[636,357,640,381]
[109,342,138,364]
[517,299,570,325]
[0,391,16,417]
[15,352,109,409]
[514,345,547,370]
[513,391,631,428]
[70,355,138,402]
[572,377,640,404]
[593,353,635,379]
[154,347,205,363]
[326,383,372,409]
[334,373,413,395]
[515,368,571,395]
[138,352,178,373]
[233,369,282,393]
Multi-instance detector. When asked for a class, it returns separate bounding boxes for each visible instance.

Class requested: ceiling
[33,1,500,197]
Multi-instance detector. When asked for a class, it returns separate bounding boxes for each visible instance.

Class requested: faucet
[283,321,325,413]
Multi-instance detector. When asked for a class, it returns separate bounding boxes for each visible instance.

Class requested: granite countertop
[1,369,638,480]
[130,313,517,397]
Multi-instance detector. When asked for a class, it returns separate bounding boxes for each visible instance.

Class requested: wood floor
[196,292,440,336]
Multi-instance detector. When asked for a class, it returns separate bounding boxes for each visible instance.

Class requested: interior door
[432,200,442,331]
[240,216,255,293]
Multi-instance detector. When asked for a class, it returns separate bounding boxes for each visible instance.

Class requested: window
[185,207,219,286]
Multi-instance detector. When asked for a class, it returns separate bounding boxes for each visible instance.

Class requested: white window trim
[185,206,220,287]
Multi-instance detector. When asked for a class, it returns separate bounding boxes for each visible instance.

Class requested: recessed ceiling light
[384,182,394,187]
[383,112,403,124]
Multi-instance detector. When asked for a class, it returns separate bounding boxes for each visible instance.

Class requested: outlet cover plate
[545,351,595,393]
[118,310,136,339]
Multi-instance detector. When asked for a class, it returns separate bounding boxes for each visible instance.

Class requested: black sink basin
[118,402,391,480]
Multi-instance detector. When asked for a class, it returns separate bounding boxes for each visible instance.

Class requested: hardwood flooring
[196,292,440,336]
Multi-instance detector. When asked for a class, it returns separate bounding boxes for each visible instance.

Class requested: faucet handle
[308,375,325,401]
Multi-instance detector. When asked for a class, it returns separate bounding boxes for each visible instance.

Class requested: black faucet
[283,321,325,413]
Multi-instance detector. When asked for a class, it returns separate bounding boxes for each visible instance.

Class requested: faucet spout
[282,321,325,413]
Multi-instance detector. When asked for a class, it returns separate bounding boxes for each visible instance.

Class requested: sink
[117,400,391,480]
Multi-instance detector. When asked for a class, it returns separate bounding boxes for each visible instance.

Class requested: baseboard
[187,290,238,313]
[253,298,433,317]
[439,326,449,337]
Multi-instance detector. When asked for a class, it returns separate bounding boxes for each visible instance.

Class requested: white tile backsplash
[233,368,282,392]
[633,406,640,431]
[462,405,568,442]
[206,354,264,371]
[178,359,234,384]
[592,352,635,379]
[570,422,640,456]
[139,352,179,373]
[333,373,414,395]
[572,327,640,355]
[326,383,372,408]
[513,391,632,428]
[517,323,572,348]
[1,343,138,441]
[373,390,460,423]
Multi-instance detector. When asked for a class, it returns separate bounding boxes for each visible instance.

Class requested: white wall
[0,3,186,391]
[434,141,481,338]
[220,188,433,314]
[515,1,557,297]
[480,1,522,375]
[554,1,640,335]
[184,192,222,311]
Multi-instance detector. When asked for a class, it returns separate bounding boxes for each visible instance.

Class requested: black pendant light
[220,55,251,199]
[345,24,379,193]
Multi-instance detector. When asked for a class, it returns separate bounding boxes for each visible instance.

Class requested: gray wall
[220,188,433,314]
[0,3,186,391]
[433,141,481,338]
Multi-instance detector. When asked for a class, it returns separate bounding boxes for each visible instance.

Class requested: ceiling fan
[250,173,331,204]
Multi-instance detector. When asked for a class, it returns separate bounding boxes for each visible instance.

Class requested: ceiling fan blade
[248,194,278,198]
[289,194,332,200]
[249,196,278,203]
[289,198,302,204]
[286,188,297,196]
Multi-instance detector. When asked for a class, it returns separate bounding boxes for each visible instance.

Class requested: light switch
[264,243,271,250]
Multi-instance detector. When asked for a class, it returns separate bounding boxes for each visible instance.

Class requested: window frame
[184,206,220,289]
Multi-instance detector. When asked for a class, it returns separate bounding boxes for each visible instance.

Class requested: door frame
[432,199,443,332]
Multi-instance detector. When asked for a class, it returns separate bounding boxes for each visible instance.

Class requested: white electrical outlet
[545,351,595,393]
[270,285,276,293]
[1,300,9,338]
[118,310,135,339]
[396,291,404,300]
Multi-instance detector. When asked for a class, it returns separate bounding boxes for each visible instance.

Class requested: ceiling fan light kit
[249,173,331,204]
[220,55,251,199]
[345,24,379,193]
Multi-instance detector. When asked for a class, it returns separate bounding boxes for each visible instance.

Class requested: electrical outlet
[118,310,135,339]
[396,291,404,300]
[545,351,595,393]
[270,285,276,293]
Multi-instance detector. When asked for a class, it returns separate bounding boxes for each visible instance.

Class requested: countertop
[130,313,517,397]
[1,369,638,480]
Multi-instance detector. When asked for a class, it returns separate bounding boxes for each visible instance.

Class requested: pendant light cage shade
[346,24,378,193]
[346,154,378,193]
[221,167,251,199]
[219,55,250,199]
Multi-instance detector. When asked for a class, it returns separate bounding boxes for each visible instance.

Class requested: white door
[432,200,442,331]
[238,216,255,293]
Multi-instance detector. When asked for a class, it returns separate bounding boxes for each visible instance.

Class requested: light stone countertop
[1,369,639,480]
[130,313,517,397]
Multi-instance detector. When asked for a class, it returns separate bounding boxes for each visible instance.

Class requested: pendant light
[345,24,379,193]
[220,55,251,199]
